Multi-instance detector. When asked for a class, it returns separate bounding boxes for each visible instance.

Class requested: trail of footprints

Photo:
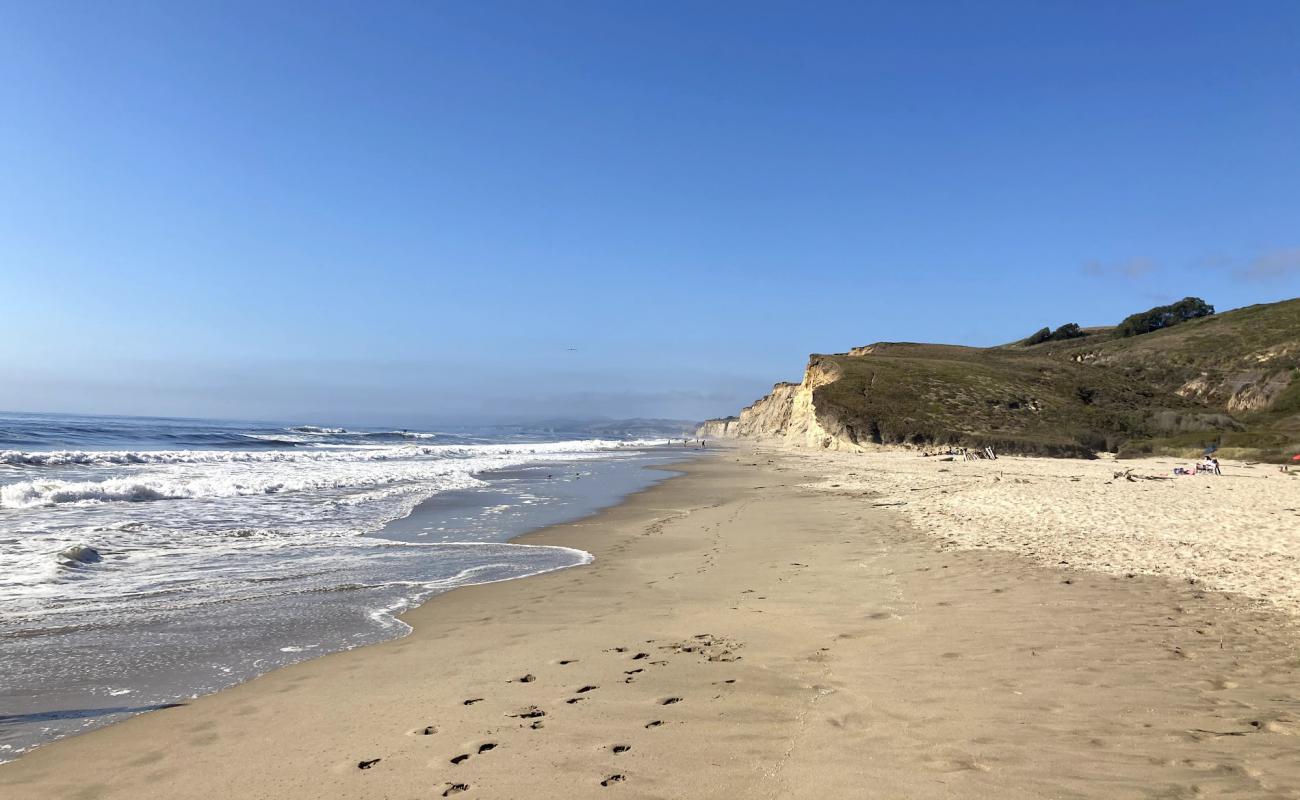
[355,633,743,792]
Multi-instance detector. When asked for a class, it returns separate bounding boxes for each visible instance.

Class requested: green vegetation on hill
[1116,296,1215,337]
[816,298,1300,461]
[1054,300,1300,461]
[811,346,1190,458]
[1024,322,1086,345]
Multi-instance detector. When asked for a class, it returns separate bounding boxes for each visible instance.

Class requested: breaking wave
[0,439,660,470]
[0,469,486,508]
[0,410,683,762]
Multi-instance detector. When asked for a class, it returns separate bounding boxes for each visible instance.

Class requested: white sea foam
[0,426,672,762]
[0,439,666,610]
[0,439,663,475]
[0,463,483,508]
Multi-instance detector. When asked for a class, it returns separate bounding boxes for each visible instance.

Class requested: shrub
[1025,323,1086,345]
[1117,297,1214,337]
[1025,327,1052,345]
[1048,322,1085,341]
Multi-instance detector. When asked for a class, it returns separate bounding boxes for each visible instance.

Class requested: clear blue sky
[2,1,1297,425]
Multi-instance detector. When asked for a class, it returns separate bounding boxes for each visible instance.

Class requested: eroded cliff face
[1071,340,1299,414]
[1177,369,1295,413]
[695,359,861,450]
[695,416,738,438]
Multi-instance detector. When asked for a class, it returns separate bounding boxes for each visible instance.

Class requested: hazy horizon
[0,405,707,431]
[3,1,1298,422]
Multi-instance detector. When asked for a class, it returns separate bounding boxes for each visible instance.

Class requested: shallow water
[0,412,687,760]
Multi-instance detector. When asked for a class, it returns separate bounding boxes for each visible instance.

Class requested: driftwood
[1111,469,1172,483]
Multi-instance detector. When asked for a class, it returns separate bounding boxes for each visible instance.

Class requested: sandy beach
[784,448,1300,615]
[4,446,1300,799]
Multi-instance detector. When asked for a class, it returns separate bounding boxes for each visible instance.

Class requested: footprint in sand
[450,743,498,765]
[443,783,469,796]
[463,698,484,706]
[611,744,631,754]
[508,706,545,719]
[357,758,381,770]
[416,725,438,736]
[645,720,663,728]
[631,653,649,660]
[659,697,683,705]
[601,774,626,786]
[558,659,579,665]
[577,685,599,693]
[513,674,536,683]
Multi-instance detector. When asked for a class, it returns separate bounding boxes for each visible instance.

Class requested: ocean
[0,411,688,760]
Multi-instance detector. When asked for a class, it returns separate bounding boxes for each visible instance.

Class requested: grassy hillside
[1014,299,1300,386]
[819,298,1300,461]
[1023,299,1300,460]
[812,349,1201,458]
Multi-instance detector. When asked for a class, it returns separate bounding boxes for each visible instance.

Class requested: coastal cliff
[697,363,848,448]
[699,298,1300,461]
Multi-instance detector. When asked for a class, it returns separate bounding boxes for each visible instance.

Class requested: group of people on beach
[921,446,997,461]
[1174,456,1221,476]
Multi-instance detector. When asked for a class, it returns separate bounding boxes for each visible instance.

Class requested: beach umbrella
[1292,454,1300,462]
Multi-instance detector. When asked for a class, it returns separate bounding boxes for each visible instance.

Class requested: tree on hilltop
[1025,327,1052,345]
[1117,297,1214,337]
[1024,323,1086,345]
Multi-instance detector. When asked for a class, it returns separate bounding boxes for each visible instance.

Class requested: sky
[1,1,1298,426]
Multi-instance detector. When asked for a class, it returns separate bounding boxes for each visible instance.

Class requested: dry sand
[782,448,1300,614]
[4,447,1300,799]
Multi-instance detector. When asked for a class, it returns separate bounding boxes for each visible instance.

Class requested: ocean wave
[285,426,477,442]
[0,468,482,509]
[281,425,441,440]
[0,439,662,468]
[0,439,666,508]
